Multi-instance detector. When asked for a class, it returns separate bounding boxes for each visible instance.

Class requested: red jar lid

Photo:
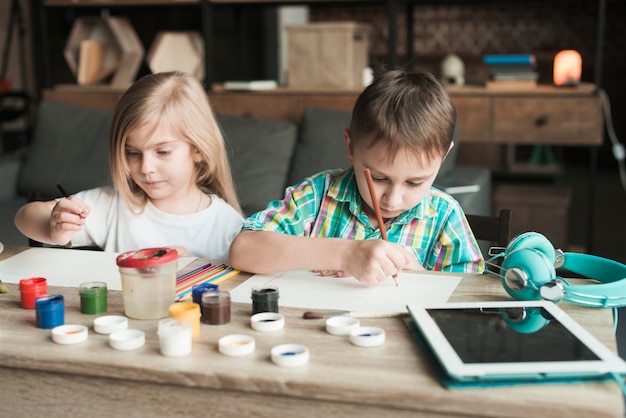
[116,248,178,268]
[19,277,47,290]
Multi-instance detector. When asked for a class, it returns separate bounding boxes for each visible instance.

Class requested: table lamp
[553,50,582,86]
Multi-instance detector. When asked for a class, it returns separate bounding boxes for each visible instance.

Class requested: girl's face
[125,123,201,214]
[344,129,449,225]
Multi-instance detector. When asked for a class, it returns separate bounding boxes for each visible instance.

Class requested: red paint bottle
[19,277,48,309]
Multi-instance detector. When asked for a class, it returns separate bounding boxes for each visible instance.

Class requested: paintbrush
[364,168,398,286]
[302,310,408,319]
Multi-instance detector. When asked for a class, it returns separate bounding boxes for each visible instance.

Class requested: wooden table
[0,246,622,417]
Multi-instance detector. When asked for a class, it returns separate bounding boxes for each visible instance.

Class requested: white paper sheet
[230,270,462,313]
[0,248,196,290]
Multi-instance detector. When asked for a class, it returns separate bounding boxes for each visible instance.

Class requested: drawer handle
[535,115,549,127]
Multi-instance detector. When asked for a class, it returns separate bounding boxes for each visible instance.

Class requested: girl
[14,71,243,261]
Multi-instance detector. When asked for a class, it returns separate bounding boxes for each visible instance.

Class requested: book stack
[483,54,538,90]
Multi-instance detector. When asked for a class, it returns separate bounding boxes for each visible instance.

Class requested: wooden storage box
[493,184,572,248]
[287,22,370,89]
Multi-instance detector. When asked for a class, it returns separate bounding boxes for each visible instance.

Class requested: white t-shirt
[70,186,243,261]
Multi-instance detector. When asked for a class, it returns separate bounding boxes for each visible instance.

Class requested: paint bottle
[79,281,108,314]
[191,283,219,314]
[201,291,231,325]
[19,277,47,309]
[35,294,65,329]
[158,318,192,357]
[168,302,201,337]
[116,247,178,320]
[251,286,279,314]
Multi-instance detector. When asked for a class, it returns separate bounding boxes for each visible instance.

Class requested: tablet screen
[407,301,626,382]
[427,306,599,363]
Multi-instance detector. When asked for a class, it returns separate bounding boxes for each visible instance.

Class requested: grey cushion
[218,114,298,216]
[17,101,113,197]
[434,124,460,184]
[287,107,352,186]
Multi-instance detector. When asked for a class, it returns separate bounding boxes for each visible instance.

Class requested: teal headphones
[493,232,626,308]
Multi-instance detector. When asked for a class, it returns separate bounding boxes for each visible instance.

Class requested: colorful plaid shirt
[242,167,484,274]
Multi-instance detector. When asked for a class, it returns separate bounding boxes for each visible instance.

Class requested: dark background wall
[31,1,626,166]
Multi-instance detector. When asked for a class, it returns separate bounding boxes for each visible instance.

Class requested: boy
[229,68,484,286]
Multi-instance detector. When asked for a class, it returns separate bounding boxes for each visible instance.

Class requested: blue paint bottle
[35,294,65,329]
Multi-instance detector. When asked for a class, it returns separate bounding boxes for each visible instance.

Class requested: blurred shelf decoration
[146,31,204,81]
[64,16,144,88]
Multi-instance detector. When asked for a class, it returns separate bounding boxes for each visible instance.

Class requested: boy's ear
[344,128,354,163]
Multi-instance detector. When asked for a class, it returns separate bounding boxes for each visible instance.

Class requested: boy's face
[344,129,451,224]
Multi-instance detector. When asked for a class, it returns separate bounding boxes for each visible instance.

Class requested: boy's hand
[342,240,423,286]
[49,197,90,245]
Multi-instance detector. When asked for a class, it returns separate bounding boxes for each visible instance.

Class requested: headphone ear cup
[506,232,556,265]
[501,248,556,301]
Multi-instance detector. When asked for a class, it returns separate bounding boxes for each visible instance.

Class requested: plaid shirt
[242,167,484,274]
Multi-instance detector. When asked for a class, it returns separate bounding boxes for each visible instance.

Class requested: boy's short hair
[349,67,457,164]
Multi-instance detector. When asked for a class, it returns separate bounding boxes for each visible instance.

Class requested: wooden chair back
[466,209,513,254]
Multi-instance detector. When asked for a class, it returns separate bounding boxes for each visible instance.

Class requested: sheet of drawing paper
[230,270,462,312]
[0,247,195,290]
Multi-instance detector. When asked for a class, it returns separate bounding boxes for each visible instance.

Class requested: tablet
[406,300,626,383]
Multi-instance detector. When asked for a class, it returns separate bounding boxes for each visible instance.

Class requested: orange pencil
[363,168,398,286]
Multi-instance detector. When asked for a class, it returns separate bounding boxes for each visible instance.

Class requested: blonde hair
[349,67,457,165]
[109,71,241,213]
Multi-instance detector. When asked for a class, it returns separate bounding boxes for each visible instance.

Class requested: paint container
[109,329,145,351]
[326,316,360,336]
[251,286,279,314]
[218,334,255,357]
[158,318,192,357]
[250,312,285,332]
[52,324,88,345]
[19,277,47,309]
[79,281,108,314]
[168,302,201,337]
[35,294,65,329]
[201,291,231,325]
[271,344,309,367]
[191,283,219,314]
[116,248,178,320]
[93,315,128,335]
[349,326,386,347]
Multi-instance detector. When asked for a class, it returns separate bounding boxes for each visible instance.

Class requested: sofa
[0,100,491,247]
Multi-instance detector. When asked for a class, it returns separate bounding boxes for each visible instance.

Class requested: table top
[0,246,622,417]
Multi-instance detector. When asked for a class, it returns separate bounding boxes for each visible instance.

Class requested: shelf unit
[37,0,392,91]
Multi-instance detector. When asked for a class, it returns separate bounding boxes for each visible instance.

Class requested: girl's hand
[49,197,90,245]
[342,240,423,286]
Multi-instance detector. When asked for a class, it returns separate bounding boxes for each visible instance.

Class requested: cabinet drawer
[451,96,490,143]
[493,96,603,145]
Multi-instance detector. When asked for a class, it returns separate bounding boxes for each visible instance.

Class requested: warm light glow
[553,50,582,86]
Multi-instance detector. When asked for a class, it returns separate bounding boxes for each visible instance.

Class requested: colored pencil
[175,264,239,300]
[364,168,398,286]
[176,262,213,282]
